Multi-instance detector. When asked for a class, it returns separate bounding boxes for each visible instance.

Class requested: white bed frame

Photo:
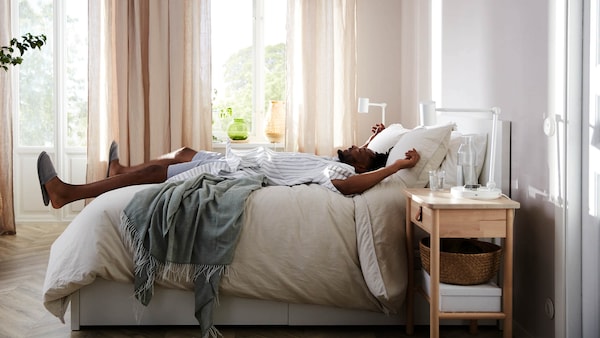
[71,278,423,328]
[69,117,511,330]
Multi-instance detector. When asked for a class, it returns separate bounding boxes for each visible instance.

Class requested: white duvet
[43,175,409,322]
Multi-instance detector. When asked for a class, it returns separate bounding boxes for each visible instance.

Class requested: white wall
[357,0,430,143]
[360,1,582,337]
[437,2,600,336]
[440,1,574,337]
[357,0,404,138]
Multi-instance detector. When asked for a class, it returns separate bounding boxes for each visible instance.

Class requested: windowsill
[212,138,284,152]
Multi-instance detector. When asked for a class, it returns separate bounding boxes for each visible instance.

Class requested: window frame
[11,0,88,151]
[11,0,89,222]
[211,0,285,145]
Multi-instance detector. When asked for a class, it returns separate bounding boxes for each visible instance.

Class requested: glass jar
[227,118,249,141]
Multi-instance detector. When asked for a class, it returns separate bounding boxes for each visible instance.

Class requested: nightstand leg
[405,196,415,335]
[503,209,514,338]
[469,320,478,334]
[430,209,440,338]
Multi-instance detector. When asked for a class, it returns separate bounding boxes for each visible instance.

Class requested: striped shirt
[167,146,356,194]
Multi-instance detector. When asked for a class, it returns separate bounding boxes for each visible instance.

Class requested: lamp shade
[358,97,370,113]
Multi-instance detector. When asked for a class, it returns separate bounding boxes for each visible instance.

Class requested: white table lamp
[358,97,387,125]
[419,100,503,199]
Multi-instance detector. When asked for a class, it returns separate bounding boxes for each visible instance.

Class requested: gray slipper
[107,141,119,177]
[37,151,57,206]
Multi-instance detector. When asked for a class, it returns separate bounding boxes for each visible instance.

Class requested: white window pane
[65,0,88,148]
[263,0,286,109]
[264,0,287,45]
[211,0,253,141]
[18,0,54,147]
[261,3,286,146]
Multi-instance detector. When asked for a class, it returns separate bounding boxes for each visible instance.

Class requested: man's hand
[389,148,420,171]
[371,123,385,135]
[362,123,386,148]
[403,148,420,167]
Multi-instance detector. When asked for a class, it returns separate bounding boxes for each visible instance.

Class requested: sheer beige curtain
[0,0,16,235]
[286,0,357,156]
[87,0,212,182]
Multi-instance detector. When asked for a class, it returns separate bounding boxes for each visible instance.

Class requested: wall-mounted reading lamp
[358,97,387,125]
[420,100,502,199]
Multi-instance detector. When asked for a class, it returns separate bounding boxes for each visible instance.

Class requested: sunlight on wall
[431,0,441,104]
[546,1,567,209]
[588,0,600,218]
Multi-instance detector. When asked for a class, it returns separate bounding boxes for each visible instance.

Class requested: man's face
[337,146,376,173]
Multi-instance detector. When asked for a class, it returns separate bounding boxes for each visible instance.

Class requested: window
[15,0,88,148]
[211,0,286,143]
[12,0,88,221]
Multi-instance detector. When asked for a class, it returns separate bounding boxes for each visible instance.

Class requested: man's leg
[44,164,168,209]
[108,147,198,176]
[39,145,200,209]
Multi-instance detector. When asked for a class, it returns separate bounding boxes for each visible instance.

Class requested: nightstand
[404,188,520,338]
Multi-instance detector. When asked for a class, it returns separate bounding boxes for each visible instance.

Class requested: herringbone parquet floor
[0,223,503,338]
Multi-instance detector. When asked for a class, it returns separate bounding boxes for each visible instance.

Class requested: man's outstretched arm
[332,149,419,195]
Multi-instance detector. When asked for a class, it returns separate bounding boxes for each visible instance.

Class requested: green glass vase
[227,118,249,141]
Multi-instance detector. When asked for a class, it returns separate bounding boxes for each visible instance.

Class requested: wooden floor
[0,223,504,338]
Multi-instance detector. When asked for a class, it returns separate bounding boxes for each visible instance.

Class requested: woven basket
[419,237,502,285]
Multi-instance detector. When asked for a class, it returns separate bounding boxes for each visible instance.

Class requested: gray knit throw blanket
[120,173,266,338]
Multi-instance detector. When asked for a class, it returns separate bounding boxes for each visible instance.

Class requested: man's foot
[107,141,119,177]
[37,152,57,206]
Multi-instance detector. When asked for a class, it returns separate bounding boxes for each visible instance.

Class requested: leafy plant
[0,33,47,71]
[219,107,233,121]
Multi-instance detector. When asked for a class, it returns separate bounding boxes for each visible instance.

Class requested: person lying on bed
[36,124,420,208]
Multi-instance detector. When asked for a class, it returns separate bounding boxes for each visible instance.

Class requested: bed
[42,114,511,334]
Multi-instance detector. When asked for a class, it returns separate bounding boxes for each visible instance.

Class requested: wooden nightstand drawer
[410,202,507,238]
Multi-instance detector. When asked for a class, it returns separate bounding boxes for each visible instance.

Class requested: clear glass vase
[457,135,479,189]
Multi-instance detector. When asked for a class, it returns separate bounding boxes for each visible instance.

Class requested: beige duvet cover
[42,175,408,323]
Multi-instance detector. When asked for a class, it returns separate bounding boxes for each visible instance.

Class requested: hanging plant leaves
[0,33,47,71]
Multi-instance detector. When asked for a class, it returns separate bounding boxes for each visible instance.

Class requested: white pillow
[366,123,410,154]
[439,132,487,187]
[386,123,454,188]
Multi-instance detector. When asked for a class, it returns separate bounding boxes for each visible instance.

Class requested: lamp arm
[486,107,501,190]
[436,107,497,113]
[368,102,387,125]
